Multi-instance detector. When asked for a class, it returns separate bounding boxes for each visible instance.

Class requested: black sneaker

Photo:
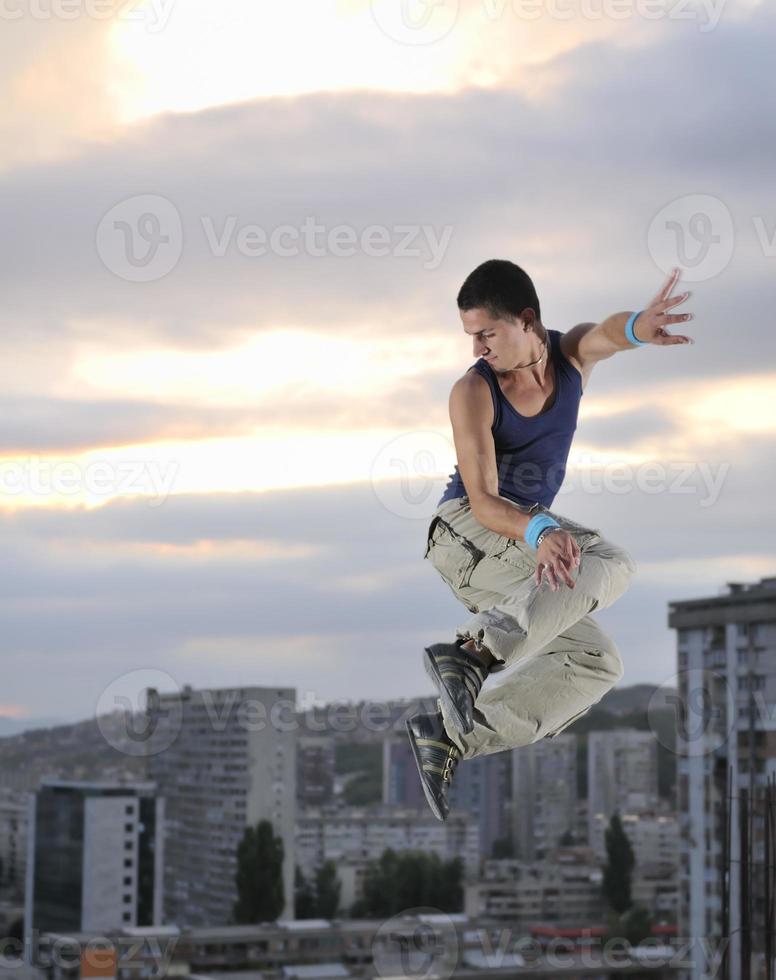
[405,709,462,822]
[423,640,489,736]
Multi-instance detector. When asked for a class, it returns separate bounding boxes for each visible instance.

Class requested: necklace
[492,332,550,370]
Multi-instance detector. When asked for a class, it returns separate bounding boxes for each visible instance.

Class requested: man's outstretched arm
[561,266,695,371]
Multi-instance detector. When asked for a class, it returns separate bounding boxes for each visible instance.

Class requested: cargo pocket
[488,538,535,578]
[427,518,483,591]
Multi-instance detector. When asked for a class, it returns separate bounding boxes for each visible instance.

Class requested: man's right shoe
[405,709,462,822]
[423,640,489,736]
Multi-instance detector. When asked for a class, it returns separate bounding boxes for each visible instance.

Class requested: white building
[296,804,480,888]
[511,735,577,860]
[587,729,659,846]
[23,779,163,955]
[669,577,776,980]
[146,684,297,925]
[465,851,603,925]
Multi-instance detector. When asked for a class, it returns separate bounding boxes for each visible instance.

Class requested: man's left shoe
[423,640,489,736]
[405,709,462,822]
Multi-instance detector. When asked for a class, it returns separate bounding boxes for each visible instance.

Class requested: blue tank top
[437,328,583,509]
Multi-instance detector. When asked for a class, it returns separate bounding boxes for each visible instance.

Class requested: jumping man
[406,259,694,821]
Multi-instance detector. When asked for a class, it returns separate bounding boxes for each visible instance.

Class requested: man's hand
[535,530,581,591]
[632,267,695,345]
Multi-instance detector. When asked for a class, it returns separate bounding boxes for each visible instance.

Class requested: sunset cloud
[0,0,771,725]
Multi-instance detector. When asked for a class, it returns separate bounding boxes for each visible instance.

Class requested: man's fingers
[648,267,681,307]
[656,290,691,312]
[543,558,575,591]
[556,558,576,589]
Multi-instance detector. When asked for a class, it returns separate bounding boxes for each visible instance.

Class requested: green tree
[601,813,635,914]
[294,865,316,919]
[233,819,285,923]
[356,848,463,917]
[315,860,342,918]
[8,917,23,942]
[620,905,654,946]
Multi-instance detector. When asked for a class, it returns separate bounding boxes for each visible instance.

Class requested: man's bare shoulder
[449,367,494,426]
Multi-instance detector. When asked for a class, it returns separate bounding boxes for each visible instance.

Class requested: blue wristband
[525,514,561,551]
[625,310,648,346]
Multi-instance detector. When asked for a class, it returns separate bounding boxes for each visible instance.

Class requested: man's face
[459,307,533,369]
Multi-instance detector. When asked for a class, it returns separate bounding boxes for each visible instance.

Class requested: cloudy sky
[0,0,773,731]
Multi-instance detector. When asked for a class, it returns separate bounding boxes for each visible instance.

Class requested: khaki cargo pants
[423,495,637,761]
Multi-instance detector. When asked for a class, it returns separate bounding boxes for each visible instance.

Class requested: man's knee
[599,637,625,682]
[587,538,637,602]
[594,537,637,575]
[617,547,638,577]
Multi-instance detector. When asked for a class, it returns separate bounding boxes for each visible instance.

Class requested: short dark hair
[457,259,541,323]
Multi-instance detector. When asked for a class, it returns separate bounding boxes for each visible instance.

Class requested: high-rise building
[297,735,335,807]
[0,788,28,896]
[146,684,296,925]
[587,729,659,846]
[23,779,163,942]
[512,735,577,860]
[669,577,776,980]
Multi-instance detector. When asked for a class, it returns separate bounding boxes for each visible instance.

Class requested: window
[124,823,134,833]
[124,859,132,868]
[123,877,132,886]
